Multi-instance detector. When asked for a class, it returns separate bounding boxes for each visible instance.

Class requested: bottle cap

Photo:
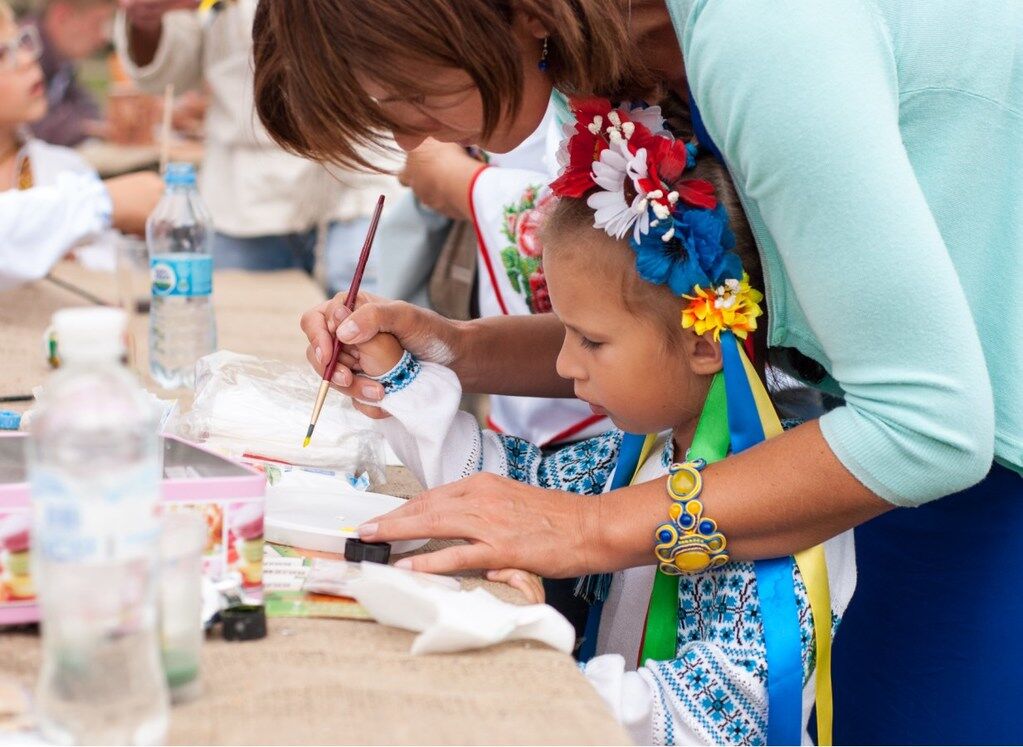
[220,604,267,641]
[164,162,197,187]
[51,307,126,364]
[344,538,391,565]
[0,411,21,430]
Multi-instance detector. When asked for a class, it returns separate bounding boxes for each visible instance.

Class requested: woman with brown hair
[252,2,1023,743]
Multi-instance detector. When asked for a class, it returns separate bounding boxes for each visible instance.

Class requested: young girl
[345,102,854,745]
[0,0,160,291]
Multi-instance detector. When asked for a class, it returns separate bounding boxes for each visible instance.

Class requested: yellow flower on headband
[681,274,764,341]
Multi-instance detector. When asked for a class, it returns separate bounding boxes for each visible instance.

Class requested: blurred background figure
[20,0,114,147]
[115,0,402,277]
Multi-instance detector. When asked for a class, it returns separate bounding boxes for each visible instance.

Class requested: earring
[538,36,549,72]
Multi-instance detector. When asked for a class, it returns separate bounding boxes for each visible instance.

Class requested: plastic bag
[175,351,386,484]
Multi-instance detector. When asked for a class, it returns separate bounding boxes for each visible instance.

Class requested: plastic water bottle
[28,307,169,745]
[147,162,216,389]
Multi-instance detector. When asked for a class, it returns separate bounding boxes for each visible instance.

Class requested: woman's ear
[514,12,549,41]
[683,333,723,376]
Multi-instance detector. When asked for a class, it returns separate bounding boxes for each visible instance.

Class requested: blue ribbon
[577,432,649,662]
[721,332,802,745]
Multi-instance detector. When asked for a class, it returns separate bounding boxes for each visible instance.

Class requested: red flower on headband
[676,179,717,210]
[550,98,618,198]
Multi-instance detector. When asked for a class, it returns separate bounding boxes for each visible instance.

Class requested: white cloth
[347,562,574,655]
[114,5,403,236]
[0,168,111,292]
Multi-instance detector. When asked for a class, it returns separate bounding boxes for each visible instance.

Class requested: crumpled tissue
[346,561,575,655]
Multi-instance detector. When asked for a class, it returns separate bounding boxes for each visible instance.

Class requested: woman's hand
[399,139,483,221]
[300,292,465,403]
[361,473,603,578]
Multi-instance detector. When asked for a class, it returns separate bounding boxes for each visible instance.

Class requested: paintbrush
[303,194,386,448]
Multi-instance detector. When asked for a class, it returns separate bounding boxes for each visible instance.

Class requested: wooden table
[0,263,630,745]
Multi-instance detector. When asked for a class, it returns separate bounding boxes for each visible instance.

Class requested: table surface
[0,262,630,745]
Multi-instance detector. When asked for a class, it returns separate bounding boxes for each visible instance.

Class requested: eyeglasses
[0,26,42,73]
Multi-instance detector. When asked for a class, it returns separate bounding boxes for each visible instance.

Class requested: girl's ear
[682,333,723,376]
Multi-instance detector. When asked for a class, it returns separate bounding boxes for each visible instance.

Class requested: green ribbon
[639,372,730,663]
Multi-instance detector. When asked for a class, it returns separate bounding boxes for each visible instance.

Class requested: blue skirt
[832,463,1023,745]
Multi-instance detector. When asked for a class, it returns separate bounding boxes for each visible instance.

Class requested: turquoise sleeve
[680,0,995,505]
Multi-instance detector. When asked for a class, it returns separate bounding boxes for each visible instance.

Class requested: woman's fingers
[393,543,494,575]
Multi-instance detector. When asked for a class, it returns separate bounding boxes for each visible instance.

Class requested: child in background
[340,102,854,745]
[0,0,161,290]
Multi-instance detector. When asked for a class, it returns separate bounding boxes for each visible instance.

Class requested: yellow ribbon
[739,349,833,745]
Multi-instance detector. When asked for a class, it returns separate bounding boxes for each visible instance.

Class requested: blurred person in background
[21,0,115,147]
[114,0,402,279]
[0,0,160,290]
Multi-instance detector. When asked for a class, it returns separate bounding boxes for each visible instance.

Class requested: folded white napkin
[347,562,575,655]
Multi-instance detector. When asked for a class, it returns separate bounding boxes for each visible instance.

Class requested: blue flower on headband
[630,203,741,296]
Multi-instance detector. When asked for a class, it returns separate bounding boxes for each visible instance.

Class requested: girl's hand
[399,139,482,221]
[486,569,546,605]
[346,331,403,420]
[300,292,463,403]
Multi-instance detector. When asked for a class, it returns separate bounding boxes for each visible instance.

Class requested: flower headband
[550,99,762,341]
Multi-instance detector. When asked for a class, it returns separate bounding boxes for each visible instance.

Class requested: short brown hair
[540,153,768,365]
[252,0,659,171]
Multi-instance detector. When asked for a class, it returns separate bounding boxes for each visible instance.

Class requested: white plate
[264,488,428,556]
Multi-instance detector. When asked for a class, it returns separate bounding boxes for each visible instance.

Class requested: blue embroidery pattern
[498,430,622,495]
[372,350,421,394]
[647,561,818,745]
[536,430,622,494]
[499,435,542,484]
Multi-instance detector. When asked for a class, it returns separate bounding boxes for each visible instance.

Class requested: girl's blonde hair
[252,0,660,171]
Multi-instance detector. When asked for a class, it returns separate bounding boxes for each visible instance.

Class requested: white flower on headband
[586,142,651,240]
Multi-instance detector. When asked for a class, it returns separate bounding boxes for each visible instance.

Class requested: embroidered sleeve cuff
[369,350,422,395]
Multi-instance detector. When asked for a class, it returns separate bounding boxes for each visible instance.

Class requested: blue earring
[538,36,549,72]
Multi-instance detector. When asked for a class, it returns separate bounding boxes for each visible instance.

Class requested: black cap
[221,604,267,641]
[344,538,391,564]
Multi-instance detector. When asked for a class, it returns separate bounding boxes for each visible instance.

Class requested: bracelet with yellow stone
[654,459,730,574]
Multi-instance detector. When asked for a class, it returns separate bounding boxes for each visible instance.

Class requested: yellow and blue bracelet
[654,459,730,574]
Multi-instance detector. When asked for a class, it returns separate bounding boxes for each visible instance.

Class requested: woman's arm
[361,421,886,575]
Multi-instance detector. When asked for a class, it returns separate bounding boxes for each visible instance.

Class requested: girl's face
[0,22,46,130]
[361,20,552,154]
[544,248,720,436]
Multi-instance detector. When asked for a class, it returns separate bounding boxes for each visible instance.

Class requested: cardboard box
[0,433,265,625]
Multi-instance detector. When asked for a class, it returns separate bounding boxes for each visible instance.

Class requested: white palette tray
[264,488,428,556]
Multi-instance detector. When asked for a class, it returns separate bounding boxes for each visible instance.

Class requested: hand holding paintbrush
[303,195,386,447]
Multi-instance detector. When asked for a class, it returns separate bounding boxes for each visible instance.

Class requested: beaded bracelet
[654,459,730,574]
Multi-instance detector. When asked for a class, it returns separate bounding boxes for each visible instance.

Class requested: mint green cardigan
[667,0,1021,505]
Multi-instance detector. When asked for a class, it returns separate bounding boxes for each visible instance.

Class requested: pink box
[0,433,265,626]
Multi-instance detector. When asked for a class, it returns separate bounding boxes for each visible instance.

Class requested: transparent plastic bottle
[28,307,169,746]
[147,162,216,389]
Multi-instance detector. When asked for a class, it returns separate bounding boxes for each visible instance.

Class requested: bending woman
[251,1,1022,743]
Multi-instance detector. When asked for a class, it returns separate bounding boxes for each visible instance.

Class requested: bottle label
[31,469,160,564]
[150,255,213,297]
